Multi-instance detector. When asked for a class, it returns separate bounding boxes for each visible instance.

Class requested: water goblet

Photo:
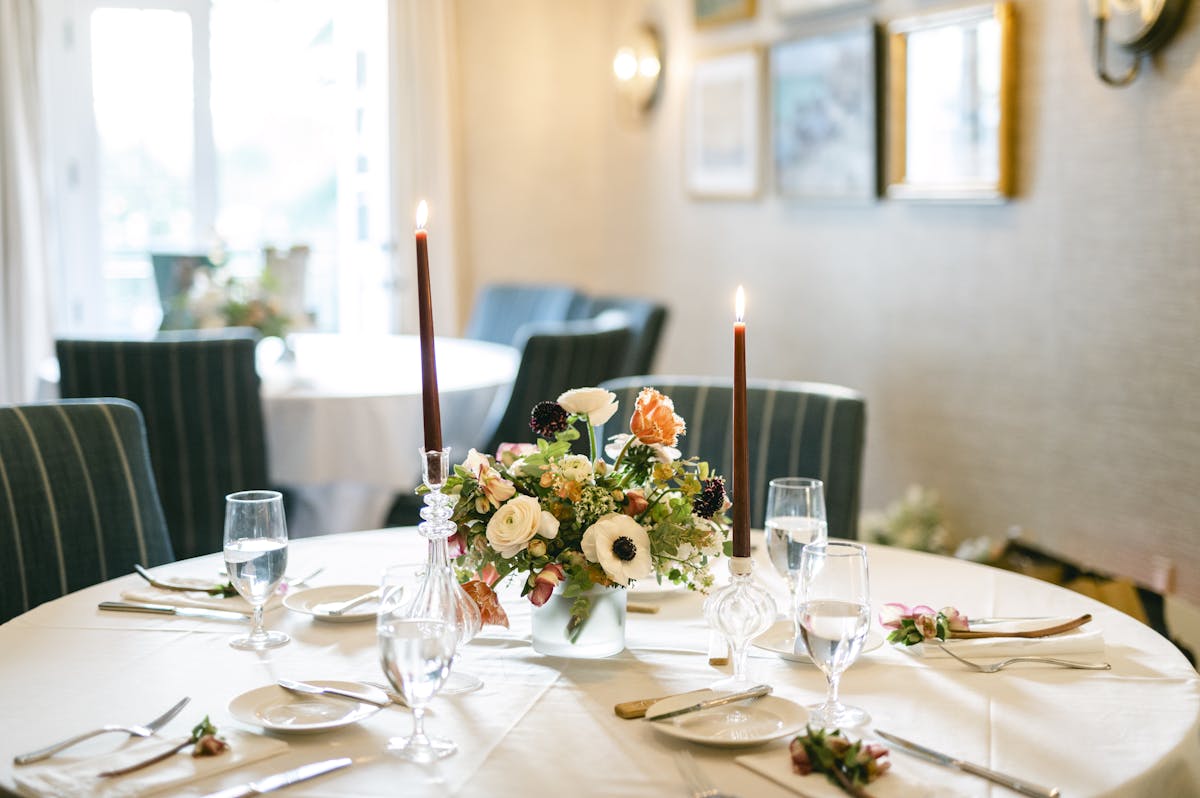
[378,565,458,763]
[223,490,290,650]
[764,477,828,615]
[796,541,871,729]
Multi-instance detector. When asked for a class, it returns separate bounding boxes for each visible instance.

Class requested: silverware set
[12,697,191,765]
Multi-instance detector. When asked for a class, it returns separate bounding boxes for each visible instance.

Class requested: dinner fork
[13,696,191,765]
[674,750,739,798]
[936,643,1111,673]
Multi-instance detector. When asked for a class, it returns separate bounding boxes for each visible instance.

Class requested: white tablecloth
[1,532,1197,798]
[261,335,519,536]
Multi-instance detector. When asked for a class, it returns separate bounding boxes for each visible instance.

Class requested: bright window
[42,0,393,336]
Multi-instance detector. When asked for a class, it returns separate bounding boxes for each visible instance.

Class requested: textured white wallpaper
[452,0,1200,600]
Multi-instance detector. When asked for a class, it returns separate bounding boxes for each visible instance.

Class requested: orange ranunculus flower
[630,388,686,447]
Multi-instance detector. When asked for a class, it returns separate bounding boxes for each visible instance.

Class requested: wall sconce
[613,24,663,113]
[1091,0,1190,87]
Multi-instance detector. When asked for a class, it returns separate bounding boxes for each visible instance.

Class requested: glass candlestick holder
[412,447,483,695]
[704,556,775,688]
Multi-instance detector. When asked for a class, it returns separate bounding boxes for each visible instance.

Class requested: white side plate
[283,584,379,623]
[229,680,386,734]
[646,694,808,748]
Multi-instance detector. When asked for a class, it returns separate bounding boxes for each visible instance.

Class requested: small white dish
[283,584,379,623]
[646,693,808,748]
[229,680,386,734]
[752,620,885,664]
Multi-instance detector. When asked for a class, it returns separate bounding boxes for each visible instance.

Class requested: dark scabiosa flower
[529,401,570,438]
[692,476,726,519]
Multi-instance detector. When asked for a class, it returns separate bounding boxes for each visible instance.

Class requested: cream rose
[557,387,619,426]
[580,513,652,586]
[557,453,593,483]
[538,510,560,540]
[486,494,542,558]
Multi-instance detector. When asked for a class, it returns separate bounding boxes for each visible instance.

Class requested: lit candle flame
[735,285,745,322]
[415,200,429,231]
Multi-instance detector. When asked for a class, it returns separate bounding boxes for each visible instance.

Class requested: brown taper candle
[732,286,750,558]
[415,200,442,452]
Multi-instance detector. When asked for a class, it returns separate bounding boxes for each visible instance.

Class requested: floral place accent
[880,602,970,646]
[445,386,729,640]
[790,725,890,798]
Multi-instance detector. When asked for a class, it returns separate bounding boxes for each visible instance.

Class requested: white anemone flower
[581,513,652,586]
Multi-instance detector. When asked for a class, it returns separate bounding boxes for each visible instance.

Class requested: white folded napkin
[902,617,1105,659]
[121,578,282,613]
[737,745,945,797]
[14,730,287,798]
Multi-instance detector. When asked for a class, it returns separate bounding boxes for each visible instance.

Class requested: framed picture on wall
[694,0,756,28]
[777,0,869,17]
[771,23,878,200]
[885,2,1015,201]
[686,49,762,199]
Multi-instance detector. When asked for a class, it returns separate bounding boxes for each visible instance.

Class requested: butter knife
[99,601,250,622]
[276,679,390,708]
[197,757,353,798]
[645,684,772,722]
[875,729,1060,798]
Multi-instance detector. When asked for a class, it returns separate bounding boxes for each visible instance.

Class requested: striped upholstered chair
[599,377,867,538]
[482,318,635,455]
[464,283,582,347]
[568,295,668,377]
[56,330,268,559]
[0,400,174,623]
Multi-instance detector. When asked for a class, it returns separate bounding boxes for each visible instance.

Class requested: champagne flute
[378,565,458,762]
[764,477,828,616]
[796,541,870,728]
[223,490,289,650]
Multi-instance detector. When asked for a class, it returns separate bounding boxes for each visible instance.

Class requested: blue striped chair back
[56,331,268,560]
[0,400,173,623]
[483,319,634,455]
[568,296,668,377]
[599,376,867,538]
[464,283,582,347]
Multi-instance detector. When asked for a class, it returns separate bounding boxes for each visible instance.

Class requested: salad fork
[13,697,191,765]
[936,643,1111,673]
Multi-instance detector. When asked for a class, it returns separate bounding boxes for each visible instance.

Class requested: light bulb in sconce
[612,23,663,114]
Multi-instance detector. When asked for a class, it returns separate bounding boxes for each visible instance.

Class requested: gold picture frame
[694,0,756,28]
[885,2,1015,202]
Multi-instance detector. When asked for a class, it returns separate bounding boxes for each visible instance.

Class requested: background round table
[1,532,1197,797]
[260,334,519,536]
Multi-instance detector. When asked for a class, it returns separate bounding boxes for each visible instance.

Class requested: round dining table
[259,334,520,537]
[1,531,1197,798]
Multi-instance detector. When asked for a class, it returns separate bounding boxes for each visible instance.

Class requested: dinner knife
[99,601,250,622]
[875,729,1060,798]
[644,684,772,722]
[197,757,353,798]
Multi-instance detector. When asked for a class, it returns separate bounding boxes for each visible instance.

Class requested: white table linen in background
[1,531,1197,798]
[260,335,519,537]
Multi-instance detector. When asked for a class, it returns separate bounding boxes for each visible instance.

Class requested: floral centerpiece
[181,268,293,338]
[446,386,730,643]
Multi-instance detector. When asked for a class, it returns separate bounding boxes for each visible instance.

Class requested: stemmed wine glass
[796,541,871,729]
[377,564,458,763]
[764,477,828,616]
[223,490,290,650]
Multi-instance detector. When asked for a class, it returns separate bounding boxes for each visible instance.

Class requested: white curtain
[390,0,464,334]
[0,0,51,404]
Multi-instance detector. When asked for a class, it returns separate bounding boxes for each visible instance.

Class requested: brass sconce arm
[1094,16,1139,87]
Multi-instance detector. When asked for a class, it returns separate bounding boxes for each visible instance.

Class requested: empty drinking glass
[223,490,289,650]
[764,477,828,613]
[378,564,458,763]
[796,541,871,729]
